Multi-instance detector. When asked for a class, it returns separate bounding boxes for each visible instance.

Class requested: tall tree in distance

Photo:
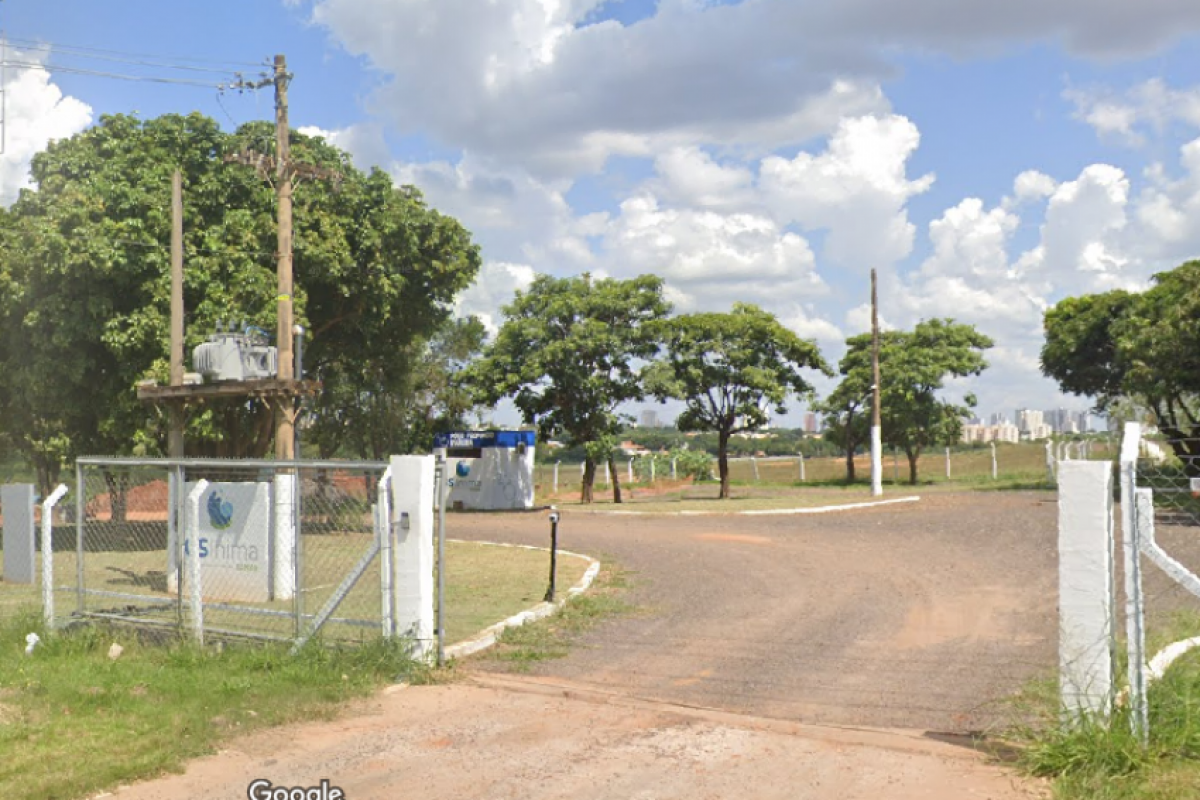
[465,274,670,503]
[645,303,830,499]
[822,319,992,485]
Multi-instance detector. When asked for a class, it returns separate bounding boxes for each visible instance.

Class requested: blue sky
[4,0,1200,429]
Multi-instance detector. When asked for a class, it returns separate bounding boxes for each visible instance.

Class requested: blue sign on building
[433,431,536,449]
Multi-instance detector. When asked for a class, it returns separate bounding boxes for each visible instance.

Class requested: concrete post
[1057,461,1115,720]
[390,455,435,661]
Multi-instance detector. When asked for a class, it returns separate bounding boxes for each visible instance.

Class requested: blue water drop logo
[455,461,471,478]
[207,490,234,530]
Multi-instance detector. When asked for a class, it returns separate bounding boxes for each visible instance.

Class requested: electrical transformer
[192,325,278,382]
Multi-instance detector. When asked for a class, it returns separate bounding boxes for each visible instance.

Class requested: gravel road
[455,491,1060,732]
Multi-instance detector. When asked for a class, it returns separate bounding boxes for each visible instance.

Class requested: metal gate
[47,458,402,647]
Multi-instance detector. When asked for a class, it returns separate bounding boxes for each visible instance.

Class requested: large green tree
[822,320,992,484]
[644,303,830,499]
[815,336,878,483]
[1042,260,1200,467]
[0,112,480,493]
[465,273,670,503]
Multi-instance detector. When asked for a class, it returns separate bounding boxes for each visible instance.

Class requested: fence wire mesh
[1134,438,1200,626]
[59,458,393,645]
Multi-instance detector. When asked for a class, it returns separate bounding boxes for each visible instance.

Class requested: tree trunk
[581,457,596,504]
[718,430,732,499]
[844,443,856,483]
[906,447,921,485]
[608,456,623,504]
[103,470,129,523]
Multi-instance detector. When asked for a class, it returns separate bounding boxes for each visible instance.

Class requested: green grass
[1010,613,1200,800]
[476,563,632,671]
[0,612,425,800]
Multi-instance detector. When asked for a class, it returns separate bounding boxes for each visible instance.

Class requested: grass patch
[1008,613,1200,799]
[0,612,426,800]
[477,563,632,672]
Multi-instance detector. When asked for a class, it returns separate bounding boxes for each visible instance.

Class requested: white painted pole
[671,458,677,480]
[798,454,806,482]
[604,461,610,487]
[628,458,634,484]
[1046,440,1056,482]
[1120,423,1148,742]
[187,480,208,644]
[390,455,435,661]
[871,426,883,496]
[990,441,997,480]
[40,484,68,629]
[751,456,759,481]
[1057,461,1116,719]
[553,460,560,493]
[649,457,655,483]
[945,447,951,480]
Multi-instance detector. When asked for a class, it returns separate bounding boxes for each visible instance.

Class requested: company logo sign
[207,490,235,529]
[455,460,472,478]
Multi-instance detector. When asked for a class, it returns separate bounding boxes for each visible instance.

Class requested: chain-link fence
[1122,433,1200,739]
[48,458,404,646]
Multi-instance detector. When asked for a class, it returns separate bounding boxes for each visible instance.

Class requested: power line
[1,35,266,71]
[3,59,225,89]
[5,37,266,76]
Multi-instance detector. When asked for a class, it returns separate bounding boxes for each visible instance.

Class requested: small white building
[433,431,536,511]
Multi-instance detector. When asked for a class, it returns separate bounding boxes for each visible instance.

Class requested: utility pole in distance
[870,268,883,497]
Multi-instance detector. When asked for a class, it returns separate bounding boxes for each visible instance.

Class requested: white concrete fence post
[798,454,806,482]
[40,484,69,629]
[391,455,435,661]
[671,457,677,480]
[945,447,951,480]
[1046,440,1056,482]
[751,456,760,481]
[628,458,635,485]
[990,441,997,480]
[186,480,208,644]
[553,460,560,493]
[1057,460,1116,721]
[1120,423,1149,742]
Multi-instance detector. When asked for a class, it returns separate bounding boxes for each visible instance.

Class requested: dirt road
[461,491,1059,732]
[107,492,1056,799]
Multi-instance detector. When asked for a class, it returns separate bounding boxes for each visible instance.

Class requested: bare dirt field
[106,491,1058,800]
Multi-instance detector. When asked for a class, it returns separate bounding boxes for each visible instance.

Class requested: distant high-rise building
[990,412,1009,426]
[1017,409,1044,434]
[804,412,818,433]
[640,409,660,429]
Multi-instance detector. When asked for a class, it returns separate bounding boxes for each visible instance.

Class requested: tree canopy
[464,273,670,503]
[1042,260,1200,465]
[0,112,480,490]
[645,303,830,498]
[822,319,992,484]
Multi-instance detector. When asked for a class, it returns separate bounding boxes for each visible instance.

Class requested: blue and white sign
[182,481,272,602]
[433,430,536,510]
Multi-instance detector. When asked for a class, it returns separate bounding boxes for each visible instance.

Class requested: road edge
[443,540,601,661]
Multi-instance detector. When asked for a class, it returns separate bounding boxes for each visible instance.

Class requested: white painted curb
[575,496,921,516]
[442,539,601,661]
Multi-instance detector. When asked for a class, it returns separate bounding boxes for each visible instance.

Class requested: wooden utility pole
[273,54,295,461]
[870,268,883,497]
[168,169,185,458]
